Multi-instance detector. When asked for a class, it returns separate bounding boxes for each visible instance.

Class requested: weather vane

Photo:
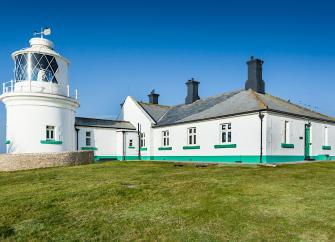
[33,27,51,38]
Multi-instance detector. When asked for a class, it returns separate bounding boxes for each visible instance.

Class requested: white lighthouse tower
[0,29,80,154]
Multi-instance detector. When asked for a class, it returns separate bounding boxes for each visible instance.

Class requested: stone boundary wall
[0,151,94,172]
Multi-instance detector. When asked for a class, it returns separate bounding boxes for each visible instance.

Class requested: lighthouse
[0,29,80,154]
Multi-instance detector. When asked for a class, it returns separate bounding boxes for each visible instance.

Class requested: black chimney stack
[148,89,159,104]
[245,56,265,94]
[185,78,200,104]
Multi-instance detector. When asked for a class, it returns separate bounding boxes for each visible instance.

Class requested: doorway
[304,124,311,159]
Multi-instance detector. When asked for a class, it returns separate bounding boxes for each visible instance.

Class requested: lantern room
[0,29,80,154]
[8,36,73,97]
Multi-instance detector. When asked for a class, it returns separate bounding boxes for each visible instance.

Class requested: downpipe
[259,112,265,163]
[122,131,126,161]
[75,128,79,151]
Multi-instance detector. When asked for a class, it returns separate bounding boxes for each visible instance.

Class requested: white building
[0,36,80,153]
[1,34,335,164]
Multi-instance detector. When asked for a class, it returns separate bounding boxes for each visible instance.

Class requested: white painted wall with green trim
[77,126,139,159]
[151,113,263,160]
[89,97,335,164]
[120,96,155,158]
[5,95,77,154]
[115,130,139,159]
[266,113,335,160]
[78,127,117,157]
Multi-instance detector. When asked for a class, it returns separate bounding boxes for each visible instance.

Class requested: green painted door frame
[304,124,311,159]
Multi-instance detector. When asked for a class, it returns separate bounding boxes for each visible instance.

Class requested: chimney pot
[148,89,159,104]
[245,57,265,94]
[185,78,200,104]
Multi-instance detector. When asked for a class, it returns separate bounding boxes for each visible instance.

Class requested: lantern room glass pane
[14,53,59,83]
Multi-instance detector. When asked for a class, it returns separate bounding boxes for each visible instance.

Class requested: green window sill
[214,144,237,149]
[183,146,200,150]
[128,146,135,149]
[158,147,172,151]
[40,140,63,145]
[140,147,147,151]
[281,143,294,148]
[322,145,331,150]
[81,147,98,151]
[4,140,10,145]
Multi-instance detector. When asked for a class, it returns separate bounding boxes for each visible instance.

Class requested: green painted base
[94,156,140,161]
[95,155,335,163]
[95,156,118,161]
[140,147,147,151]
[139,156,154,161]
[149,156,305,163]
[316,155,331,161]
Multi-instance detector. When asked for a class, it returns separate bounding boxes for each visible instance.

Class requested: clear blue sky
[0,0,335,152]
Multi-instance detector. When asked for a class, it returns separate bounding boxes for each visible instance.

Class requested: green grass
[1,161,335,241]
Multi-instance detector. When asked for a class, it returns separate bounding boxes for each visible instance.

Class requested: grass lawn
[0,161,335,241]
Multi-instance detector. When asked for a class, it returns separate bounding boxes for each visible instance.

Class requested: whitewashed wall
[115,130,139,159]
[121,96,155,159]
[266,113,335,159]
[152,113,263,161]
[119,98,335,163]
[77,127,117,157]
[77,126,138,159]
[4,94,78,154]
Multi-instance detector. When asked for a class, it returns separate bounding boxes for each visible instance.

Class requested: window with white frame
[284,121,290,144]
[46,125,55,140]
[140,133,146,147]
[324,126,329,146]
[85,131,92,146]
[162,130,169,147]
[220,123,232,143]
[129,139,133,147]
[187,127,197,145]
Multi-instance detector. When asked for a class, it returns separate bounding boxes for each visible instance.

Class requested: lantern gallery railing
[2,80,14,93]
[1,80,78,100]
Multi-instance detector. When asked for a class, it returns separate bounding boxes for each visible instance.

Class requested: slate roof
[255,91,335,122]
[136,89,335,126]
[137,102,171,121]
[75,117,135,130]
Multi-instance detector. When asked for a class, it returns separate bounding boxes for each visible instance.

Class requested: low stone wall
[0,151,94,172]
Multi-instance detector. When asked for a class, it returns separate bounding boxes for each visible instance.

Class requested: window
[187,127,197,145]
[129,139,133,147]
[46,125,55,140]
[284,121,290,143]
[324,126,329,146]
[85,131,91,146]
[14,53,59,83]
[220,123,232,143]
[162,130,170,147]
[140,133,146,147]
